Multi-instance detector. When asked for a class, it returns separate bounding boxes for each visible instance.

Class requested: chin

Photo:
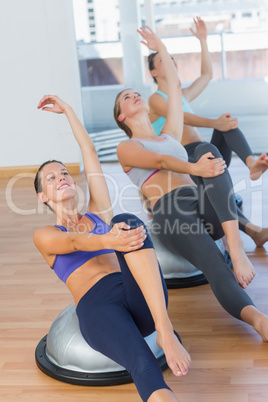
[59,188,77,201]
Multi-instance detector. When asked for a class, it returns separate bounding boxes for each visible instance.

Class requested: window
[242,12,252,18]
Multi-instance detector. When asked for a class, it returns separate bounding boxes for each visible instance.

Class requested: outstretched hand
[37,95,68,114]
[194,152,227,178]
[137,26,165,53]
[190,17,207,40]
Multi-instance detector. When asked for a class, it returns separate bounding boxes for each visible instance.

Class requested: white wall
[0,0,82,168]
[190,79,268,153]
[190,79,268,116]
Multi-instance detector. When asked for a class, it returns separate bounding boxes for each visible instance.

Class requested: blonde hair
[113,89,133,138]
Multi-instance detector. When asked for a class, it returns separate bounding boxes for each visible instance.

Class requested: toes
[174,367,188,377]
[237,276,247,289]
[169,358,190,377]
[174,370,183,377]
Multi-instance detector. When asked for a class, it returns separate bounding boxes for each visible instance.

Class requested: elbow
[158,155,167,170]
[70,234,79,252]
[201,72,212,85]
[206,71,213,82]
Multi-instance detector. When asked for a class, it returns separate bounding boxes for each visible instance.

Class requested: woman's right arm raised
[37,95,113,224]
[138,27,183,141]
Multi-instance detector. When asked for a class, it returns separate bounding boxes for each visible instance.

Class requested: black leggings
[76,213,170,401]
[153,143,255,320]
[184,130,253,232]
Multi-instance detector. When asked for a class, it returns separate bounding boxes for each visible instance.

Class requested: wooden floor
[1,157,268,402]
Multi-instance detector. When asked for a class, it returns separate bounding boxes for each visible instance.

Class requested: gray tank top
[126,134,188,189]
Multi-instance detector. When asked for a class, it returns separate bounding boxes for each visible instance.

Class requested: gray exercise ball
[35,303,169,386]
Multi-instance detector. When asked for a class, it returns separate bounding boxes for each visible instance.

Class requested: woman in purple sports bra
[33,94,191,402]
[114,27,268,342]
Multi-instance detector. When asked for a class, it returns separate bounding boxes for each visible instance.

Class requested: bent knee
[110,213,145,230]
[194,142,222,161]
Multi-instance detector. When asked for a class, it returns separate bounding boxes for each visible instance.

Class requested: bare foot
[228,246,255,288]
[249,153,268,181]
[253,313,268,342]
[156,330,191,377]
[241,305,268,341]
[249,227,268,247]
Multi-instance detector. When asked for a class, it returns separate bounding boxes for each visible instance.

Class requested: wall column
[118,0,145,90]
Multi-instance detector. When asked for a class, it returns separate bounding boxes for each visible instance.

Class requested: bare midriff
[66,252,121,306]
[181,125,205,147]
[141,169,196,211]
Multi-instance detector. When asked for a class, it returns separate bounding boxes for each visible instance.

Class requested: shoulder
[117,139,143,155]
[149,92,167,106]
[33,225,62,249]
[149,92,161,102]
[117,140,145,171]
[159,132,176,140]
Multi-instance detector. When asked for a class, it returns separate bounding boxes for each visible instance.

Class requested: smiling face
[37,162,76,208]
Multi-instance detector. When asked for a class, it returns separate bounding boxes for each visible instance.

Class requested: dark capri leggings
[184,127,254,233]
[153,143,255,320]
[76,213,171,402]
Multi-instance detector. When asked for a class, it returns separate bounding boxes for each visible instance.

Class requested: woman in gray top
[114,26,268,341]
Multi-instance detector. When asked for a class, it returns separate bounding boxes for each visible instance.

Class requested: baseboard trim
[0,163,80,179]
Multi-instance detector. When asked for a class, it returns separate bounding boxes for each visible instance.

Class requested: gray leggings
[184,128,253,232]
[153,143,255,320]
[184,127,253,168]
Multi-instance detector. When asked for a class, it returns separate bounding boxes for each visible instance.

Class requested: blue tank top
[152,90,194,135]
[52,212,114,283]
[126,133,188,189]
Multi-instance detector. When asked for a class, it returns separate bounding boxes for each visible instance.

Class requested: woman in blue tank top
[33,94,191,402]
[114,27,268,343]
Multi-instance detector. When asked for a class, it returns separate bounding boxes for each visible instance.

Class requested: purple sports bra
[51,212,114,283]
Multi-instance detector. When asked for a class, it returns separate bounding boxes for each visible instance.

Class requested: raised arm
[183,17,212,103]
[138,27,183,141]
[37,95,113,223]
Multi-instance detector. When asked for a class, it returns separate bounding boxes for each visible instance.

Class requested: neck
[54,200,82,227]
[127,112,156,140]
[156,78,168,94]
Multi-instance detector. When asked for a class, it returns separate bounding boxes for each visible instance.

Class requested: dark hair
[148,52,158,83]
[113,89,133,138]
[34,159,66,210]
